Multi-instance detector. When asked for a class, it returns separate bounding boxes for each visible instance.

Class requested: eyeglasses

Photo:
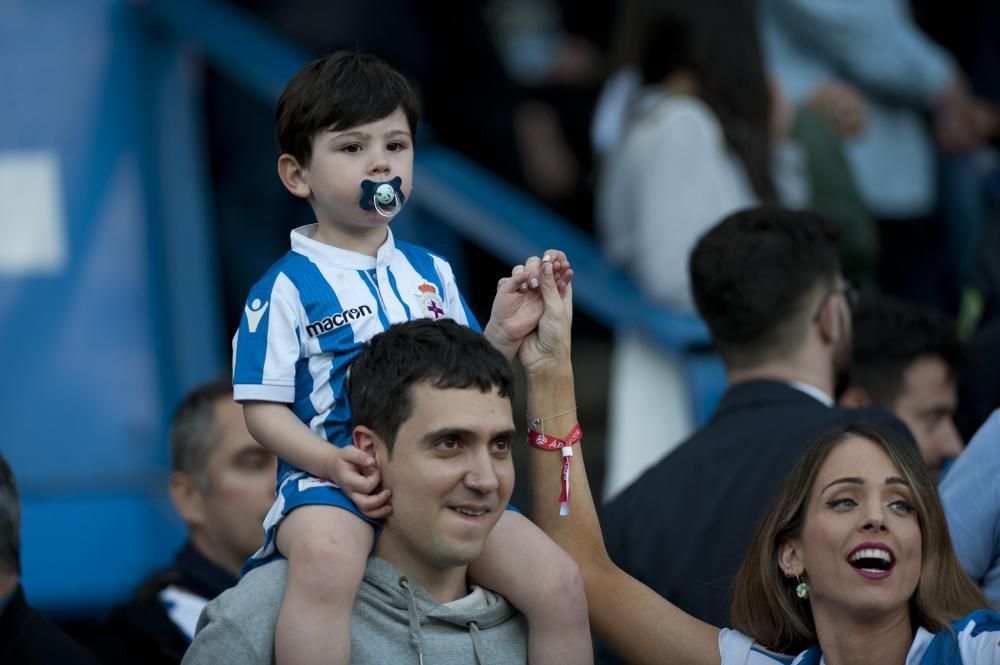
[812,280,859,321]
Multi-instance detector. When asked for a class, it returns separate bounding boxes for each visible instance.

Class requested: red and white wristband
[527,423,582,516]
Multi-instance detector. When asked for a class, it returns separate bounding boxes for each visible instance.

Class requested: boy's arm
[521,258,720,665]
[233,283,389,516]
[483,250,573,360]
[242,402,389,518]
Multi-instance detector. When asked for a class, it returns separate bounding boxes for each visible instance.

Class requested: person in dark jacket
[183,318,540,665]
[91,379,276,664]
[0,453,100,665]
[599,208,913,657]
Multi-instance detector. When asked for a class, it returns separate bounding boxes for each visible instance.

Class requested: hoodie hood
[357,557,525,665]
[364,557,516,628]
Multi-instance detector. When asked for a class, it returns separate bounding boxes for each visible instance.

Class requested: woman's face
[780,436,922,623]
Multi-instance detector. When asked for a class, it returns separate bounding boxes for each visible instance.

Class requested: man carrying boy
[232,52,589,665]
[187,317,548,664]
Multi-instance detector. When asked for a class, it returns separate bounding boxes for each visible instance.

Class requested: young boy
[232,52,591,665]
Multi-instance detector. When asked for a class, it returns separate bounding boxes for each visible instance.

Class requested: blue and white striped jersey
[233,224,480,457]
[719,610,1000,664]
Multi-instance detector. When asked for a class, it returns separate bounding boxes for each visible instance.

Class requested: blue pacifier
[359,176,406,217]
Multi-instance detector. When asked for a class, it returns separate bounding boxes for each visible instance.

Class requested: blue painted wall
[0,0,715,618]
[0,0,223,614]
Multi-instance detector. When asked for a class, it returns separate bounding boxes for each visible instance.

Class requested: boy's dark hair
[851,298,961,407]
[690,206,841,369]
[276,51,420,166]
[348,319,514,450]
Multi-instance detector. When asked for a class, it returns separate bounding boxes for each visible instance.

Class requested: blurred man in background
[92,379,276,664]
[599,207,911,642]
[0,453,100,664]
[940,409,1000,610]
[840,297,964,479]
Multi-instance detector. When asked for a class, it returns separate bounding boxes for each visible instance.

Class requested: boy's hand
[326,446,393,520]
[483,250,573,360]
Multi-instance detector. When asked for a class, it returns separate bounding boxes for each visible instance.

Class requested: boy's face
[289,107,414,233]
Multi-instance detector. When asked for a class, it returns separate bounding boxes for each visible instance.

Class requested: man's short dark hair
[690,206,841,368]
[276,51,420,166]
[851,298,961,407]
[0,454,20,575]
[348,319,514,451]
[170,378,234,488]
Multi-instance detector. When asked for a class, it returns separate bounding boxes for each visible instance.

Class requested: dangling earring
[795,576,810,599]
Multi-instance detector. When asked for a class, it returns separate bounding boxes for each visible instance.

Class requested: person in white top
[524,256,1000,664]
[594,1,807,499]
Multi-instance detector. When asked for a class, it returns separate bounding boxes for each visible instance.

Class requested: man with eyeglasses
[596,207,913,659]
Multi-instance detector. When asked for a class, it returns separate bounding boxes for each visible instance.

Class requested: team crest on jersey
[416,283,445,319]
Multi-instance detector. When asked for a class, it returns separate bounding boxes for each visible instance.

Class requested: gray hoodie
[181,558,527,665]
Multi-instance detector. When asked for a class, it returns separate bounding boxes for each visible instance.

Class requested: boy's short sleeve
[437,258,481,332]
[232,274,302,404]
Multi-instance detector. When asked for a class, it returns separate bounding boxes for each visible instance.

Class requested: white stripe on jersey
[233,225,478,447]
[260,272,301,395]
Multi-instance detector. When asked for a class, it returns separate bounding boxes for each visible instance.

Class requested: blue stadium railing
[13,0,721,616]
[22,0,723,616]
[140,0,712,356]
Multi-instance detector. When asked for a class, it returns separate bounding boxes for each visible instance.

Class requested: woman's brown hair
[730,421,989,654]
[607,0,777,203]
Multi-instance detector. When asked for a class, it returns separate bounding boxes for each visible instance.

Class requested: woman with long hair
[727,423,994,662]
[597,0,781,313]
[526,279,999,664]
[595,0,806,500]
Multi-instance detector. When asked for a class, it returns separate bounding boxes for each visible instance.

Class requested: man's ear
[839,385,872,407]
[352,426,385,465]
[816,293,840,345]
[778,537,804,578]
[169,472,205,528]
[277,153,311,199]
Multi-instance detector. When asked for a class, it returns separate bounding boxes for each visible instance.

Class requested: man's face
[891,355,962,479]
[196,399,276,575]
[374,383,515,578]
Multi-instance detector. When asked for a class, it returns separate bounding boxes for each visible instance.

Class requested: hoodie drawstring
[399,576,426,665]
[399,575,493,664]
[468,621,486,665]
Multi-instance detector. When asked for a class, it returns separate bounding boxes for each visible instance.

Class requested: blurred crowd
[3,0,1000,663]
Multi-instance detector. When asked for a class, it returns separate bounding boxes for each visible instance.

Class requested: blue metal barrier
[5,0,720,617]
[4,0,229,615]
[140,0,710,357]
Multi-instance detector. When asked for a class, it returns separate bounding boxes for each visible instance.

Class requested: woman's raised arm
[518,257,721,665]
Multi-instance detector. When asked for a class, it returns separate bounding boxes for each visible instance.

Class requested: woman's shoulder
[914,610,1000,664]
[718,628,797,665]
[631,91,724,142]
[721,613,1000,665]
